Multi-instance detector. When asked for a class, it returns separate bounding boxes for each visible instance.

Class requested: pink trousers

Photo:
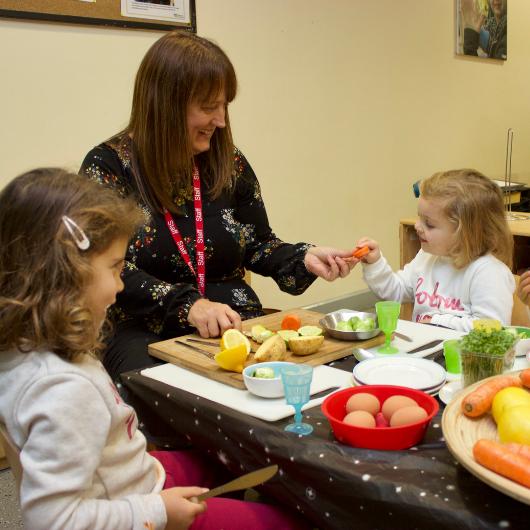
[151,451,308,530]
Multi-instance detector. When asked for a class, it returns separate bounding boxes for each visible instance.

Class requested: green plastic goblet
[375,301,401,354]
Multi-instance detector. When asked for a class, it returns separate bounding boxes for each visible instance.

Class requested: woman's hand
[518,270,530,307]
[351,237,381,265]
[304,247,355,281]
[188,299,242,338]
[461,0,485,31]
[161,486,208,530]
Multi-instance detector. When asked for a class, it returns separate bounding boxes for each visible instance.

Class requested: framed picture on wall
[0,0,196,32]
[455,0,507,60]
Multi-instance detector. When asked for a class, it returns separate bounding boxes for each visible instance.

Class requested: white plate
[352,357,446,390]
[352,374,445,395]
[439,380,463,405]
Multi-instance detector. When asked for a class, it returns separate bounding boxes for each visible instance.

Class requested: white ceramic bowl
[505,326,530,357]
[243,361,296,398]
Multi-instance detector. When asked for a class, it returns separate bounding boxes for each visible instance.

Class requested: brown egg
[381,395,418,421]
[389,405,428,427]
[343,410,376,428]
[346,392,380,416]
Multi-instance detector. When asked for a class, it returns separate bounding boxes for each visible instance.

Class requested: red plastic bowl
[321,385,439,450]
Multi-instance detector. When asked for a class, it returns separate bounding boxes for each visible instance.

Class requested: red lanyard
[163,165,205,296]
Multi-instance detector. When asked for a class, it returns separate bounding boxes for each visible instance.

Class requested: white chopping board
[363,320,464,359]
[141,363,352,422]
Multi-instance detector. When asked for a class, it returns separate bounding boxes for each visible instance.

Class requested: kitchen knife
[406,339,444,354]
[197,465,278,502]
[174,340,215,359]
[393,332,413,342]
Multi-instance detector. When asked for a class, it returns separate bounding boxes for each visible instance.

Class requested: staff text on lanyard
[163,165,205,296]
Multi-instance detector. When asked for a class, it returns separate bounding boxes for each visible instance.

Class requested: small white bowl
[243,361,296,398]
[517,338,530,358]
[505,326,530,357]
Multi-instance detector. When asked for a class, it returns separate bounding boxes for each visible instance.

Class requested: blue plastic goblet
[280,364,314,436]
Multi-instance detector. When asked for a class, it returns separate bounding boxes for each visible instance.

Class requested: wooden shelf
[400,214,530,273]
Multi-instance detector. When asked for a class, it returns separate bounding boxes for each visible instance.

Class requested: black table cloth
[122,356,529,530]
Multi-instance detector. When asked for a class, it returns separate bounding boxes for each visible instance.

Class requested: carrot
[352,246,370,259]
[461,375,522,417]
[520,369,530,388]
[504,442,530,460]
[473,439,530,488]
[281,314,302,331]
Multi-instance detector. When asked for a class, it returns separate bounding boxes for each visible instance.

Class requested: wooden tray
[148,308,384,389]
[442,371,530,505]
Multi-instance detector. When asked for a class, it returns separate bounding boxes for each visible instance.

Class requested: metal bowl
[319,309,381,341]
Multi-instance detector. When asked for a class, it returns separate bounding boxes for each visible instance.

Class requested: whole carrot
[473,439,530,488]
[504,442,530,460]
[520,369,530,388]
[461,375,522,417]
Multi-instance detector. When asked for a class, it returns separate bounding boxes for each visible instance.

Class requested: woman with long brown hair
[81,31,354,381]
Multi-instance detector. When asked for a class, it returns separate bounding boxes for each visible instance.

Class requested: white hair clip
[62,215,90,250]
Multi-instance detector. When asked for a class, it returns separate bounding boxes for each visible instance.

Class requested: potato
[288,335,324,356]
[254,334,287,362]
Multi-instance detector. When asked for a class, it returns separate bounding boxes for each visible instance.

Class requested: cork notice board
[0,0,196,32]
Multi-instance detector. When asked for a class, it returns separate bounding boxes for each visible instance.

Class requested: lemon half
[214,343,248,373]
[220,329,251,354]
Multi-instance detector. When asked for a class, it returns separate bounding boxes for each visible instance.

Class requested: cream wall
[1,0,530,311]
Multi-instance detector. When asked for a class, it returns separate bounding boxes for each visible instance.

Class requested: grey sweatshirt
[0,349,167,529]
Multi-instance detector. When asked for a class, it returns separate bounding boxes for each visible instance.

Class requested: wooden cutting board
[148,308,385,389]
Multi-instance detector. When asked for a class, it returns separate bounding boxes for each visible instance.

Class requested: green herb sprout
[461,329,516,356]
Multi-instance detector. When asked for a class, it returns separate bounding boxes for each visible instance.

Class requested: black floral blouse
[80,134,316,338]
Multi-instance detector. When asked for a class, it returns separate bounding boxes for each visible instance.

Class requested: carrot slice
[352,246,370,259]
[520,368,530,388]
[473,439,530,488]
[281,314,302,331]
[461,375,522,417]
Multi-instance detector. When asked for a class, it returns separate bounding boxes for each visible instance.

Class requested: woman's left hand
[304,247,356,281]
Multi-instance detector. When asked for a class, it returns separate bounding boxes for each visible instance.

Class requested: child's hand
[161,486,208,530]
[351,238,381,265]
[518,270,530,307]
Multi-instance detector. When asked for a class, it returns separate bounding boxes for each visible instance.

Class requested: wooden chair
[0,422,22,492]
[512,275,530,327]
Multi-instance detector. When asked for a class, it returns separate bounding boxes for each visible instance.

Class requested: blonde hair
[420,169,513,269]
[0,168,143,360]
